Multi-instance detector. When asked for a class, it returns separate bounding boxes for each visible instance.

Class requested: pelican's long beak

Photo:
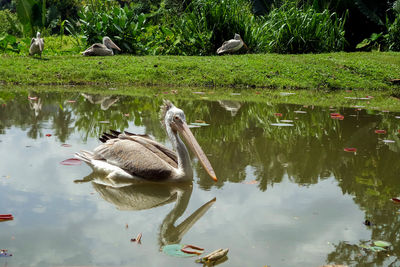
[110,39,121,51]
[176,121,217,182]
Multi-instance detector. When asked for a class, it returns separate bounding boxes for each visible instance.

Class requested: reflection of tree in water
[2,90,400,264]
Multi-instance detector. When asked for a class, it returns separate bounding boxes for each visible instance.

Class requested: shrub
[257,2,347,53]
[0,9,23,36]
[387,15,400,51]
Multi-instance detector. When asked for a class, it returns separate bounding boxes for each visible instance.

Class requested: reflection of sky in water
[0,93,398,266]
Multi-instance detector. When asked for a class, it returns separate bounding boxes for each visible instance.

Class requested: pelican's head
[234,33,241,40]
[103,37,121,51]
[36,32,41,38]
[160,100,217,182]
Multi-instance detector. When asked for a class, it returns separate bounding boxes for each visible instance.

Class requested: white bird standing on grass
[82,36,121,56]
[29,32,44,57]
[216,33,248,55]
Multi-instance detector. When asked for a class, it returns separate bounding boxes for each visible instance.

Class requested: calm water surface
[1,91,400,267]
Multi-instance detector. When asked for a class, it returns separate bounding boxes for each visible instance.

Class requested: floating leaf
[391,197,400,203]
[0,249,12,257]
[123,113,130,117]
[193,92,205,95]
[274,113,283,117]
[0,214,13,222]
[190,122,210,127]
[270,123,294,127]
[45,134,52,137]
[375,130,386,134]
[28,96,38,101]
[242,180,258,185]
[231,93,241,96]
[382,140,395,143]
[162,244,198,258]
[330,113,344,120]
[66,100,76,103]
[60,158,82,166]
[280,120,293,123]
[294,110,306,114]
[344,148,357,152]
[99,121,110,124]
[280,92,295,96]
[61,144,72,147]
[369,246,386,252]
[373,241,391,247]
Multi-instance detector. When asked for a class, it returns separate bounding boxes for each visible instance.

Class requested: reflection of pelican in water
[218,100,241,116]
[81,93,119,110]
[75,173,215,247]
[76,100,217,182]
[28,96,42,117]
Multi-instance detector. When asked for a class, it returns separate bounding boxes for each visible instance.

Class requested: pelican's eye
[174,115,180,121]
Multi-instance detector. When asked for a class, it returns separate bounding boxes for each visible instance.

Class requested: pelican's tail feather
[75,150,95,164]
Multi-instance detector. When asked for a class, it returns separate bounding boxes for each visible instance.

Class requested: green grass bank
[1,52,399,90]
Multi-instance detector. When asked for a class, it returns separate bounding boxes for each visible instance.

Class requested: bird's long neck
[168,127,193,180]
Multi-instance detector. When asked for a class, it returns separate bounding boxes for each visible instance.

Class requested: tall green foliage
[16,0,46,37]
[256,2,347,53]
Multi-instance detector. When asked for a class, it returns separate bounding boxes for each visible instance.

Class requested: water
[1,90,400,267]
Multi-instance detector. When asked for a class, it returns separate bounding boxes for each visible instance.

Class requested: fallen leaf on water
[255,92,261,95]
[270,123,294,127]
[391,197,400,203]
[280,92,295,96]
[280,120,293,123]
[66,100,76,103]
[274,113,283,117]
[373,241,391,248]
[28,96,38,101]
[330,113,344,120]
[231,93,241,96]
[131,232,142,244]
[193,92,205,95]
[60,158,82,166]
[99,121,110,124]
[344,148,357,152]
[382,140,395,143]
[242,180,258,185]
[124,113,130,117]
[45,134,52,137]
[61,144,72,147]
[190,122,210,127]
[294,110,306,114]
[375,130,386,134]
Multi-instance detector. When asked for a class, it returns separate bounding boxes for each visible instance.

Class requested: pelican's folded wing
[93,138,175,181]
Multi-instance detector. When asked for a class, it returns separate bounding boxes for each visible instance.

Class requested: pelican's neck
[167,127,193,181]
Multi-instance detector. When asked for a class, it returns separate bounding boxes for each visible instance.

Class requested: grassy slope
[0,52,399,90]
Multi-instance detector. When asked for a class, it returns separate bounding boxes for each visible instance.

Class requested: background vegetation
[0,0,399,55]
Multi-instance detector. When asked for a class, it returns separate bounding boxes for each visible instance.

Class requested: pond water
[1,90,400,267]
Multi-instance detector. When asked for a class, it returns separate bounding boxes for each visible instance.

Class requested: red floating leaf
[391,197,400,203]
[45,134,52,137]
[255,91,261,95]
[330,113,344,120]
[67,100,76,103]
[375,130,387,134]
[344,148,357,152]
[61,144,72,147]
[28,96,38,101]
[60,158,82,166]
[274,113,283,117]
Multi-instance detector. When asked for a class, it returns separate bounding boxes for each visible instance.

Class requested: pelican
[81,93,119,110]
[82,36,121,56]
[75,100,217,182]
[216,33,248,55]
[29,32,44,57]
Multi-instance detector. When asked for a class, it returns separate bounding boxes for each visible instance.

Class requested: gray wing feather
[93,138,176,180]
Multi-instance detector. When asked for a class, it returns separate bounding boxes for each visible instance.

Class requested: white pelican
[29,32,44,57]
[216,33,248,55]
[82,36,121,56]
[75,100,217,182]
